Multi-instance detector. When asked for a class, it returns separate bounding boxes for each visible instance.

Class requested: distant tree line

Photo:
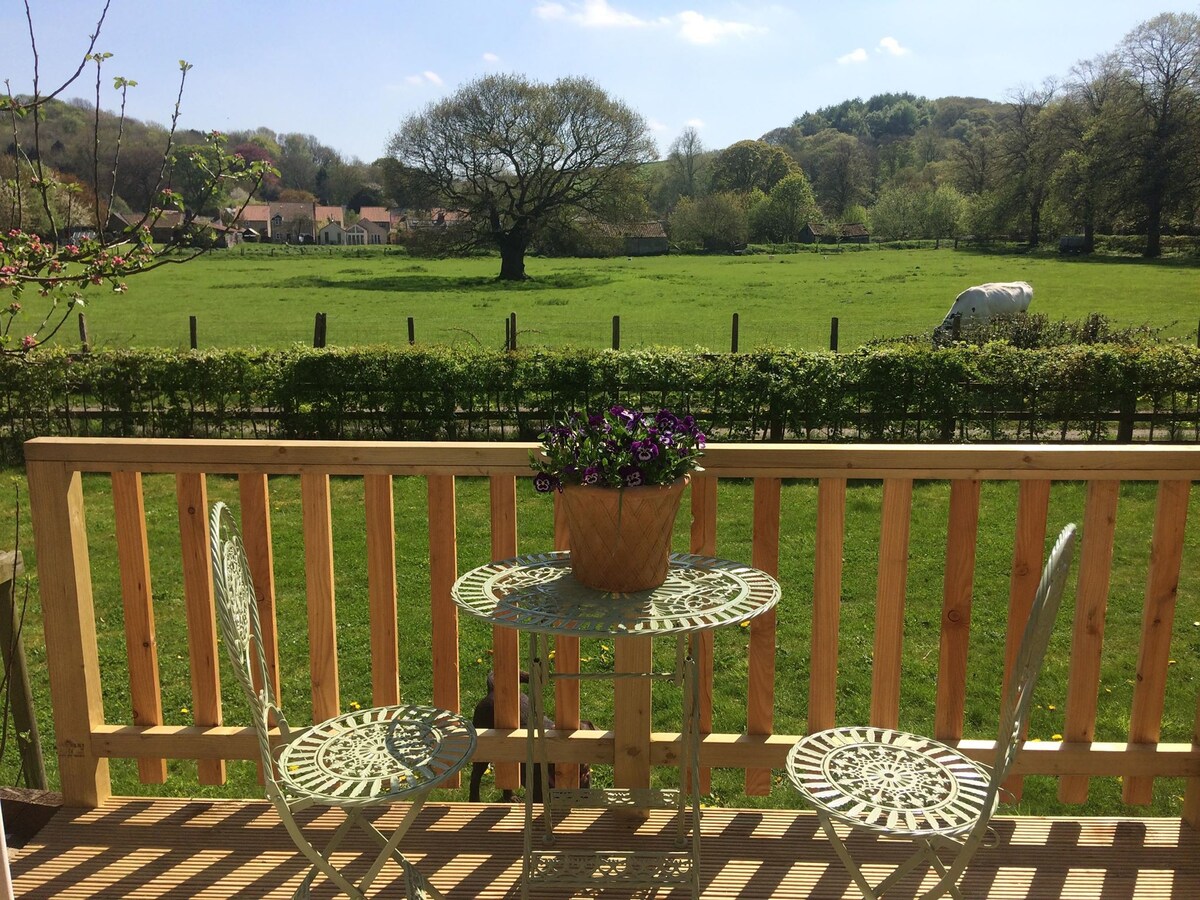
[646,11,1199,257]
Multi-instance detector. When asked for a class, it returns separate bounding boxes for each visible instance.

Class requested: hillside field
[45,246,1200,352]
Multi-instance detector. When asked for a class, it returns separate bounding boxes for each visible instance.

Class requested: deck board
[11,798,1200,898]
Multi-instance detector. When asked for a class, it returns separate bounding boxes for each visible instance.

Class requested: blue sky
[1,1,1182,162]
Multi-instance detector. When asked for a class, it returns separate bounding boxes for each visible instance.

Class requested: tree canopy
[387,73,655,280]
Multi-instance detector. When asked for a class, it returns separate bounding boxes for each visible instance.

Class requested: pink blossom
[21,335,36,349]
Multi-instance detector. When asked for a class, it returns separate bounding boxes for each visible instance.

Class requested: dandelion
[349,700,361,710]
[181,706,190,715]
[1047,704,1056,711]
[1052,733,1063,741]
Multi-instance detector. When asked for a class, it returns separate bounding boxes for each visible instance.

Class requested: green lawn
[37,246,1200,352]
[4,469,1198,821]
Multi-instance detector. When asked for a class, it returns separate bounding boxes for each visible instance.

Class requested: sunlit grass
[22,248,1198,352]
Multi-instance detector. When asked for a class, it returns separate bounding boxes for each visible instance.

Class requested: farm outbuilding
[623,221,669,256]
[799,222,871,245]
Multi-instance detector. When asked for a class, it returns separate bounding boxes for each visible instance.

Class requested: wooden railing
[23,438,1200,827]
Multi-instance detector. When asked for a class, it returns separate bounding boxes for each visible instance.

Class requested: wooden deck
[10,798,1200,898]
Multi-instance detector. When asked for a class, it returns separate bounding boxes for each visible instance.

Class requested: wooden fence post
[731,313,739,353]
[830,316,839,352]
[407,316,415,345]
[77,313,89,354]
[0,551,46,790]
[189,315,198,350]
[313,312,327,348]
[612,315,620,350]
[509,312,517,351]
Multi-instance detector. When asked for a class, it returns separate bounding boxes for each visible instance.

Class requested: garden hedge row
[2,343,1197,462]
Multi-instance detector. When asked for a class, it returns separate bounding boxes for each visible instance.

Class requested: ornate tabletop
[452,551,780,636]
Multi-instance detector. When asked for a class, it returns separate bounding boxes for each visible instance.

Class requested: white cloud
[535,0,651,27]
[482,52,501,63]
[676,10,760,45]
[837,47,868,64]
[877,36,910,56]
[647,118,669,133]
[534,2,567,20]
[686,117,705,129]
[533,1,761,44]
[405,72,444,87]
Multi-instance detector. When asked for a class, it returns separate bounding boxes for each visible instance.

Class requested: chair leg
[819,813,971,900]
[817,812,882,900]
[279,799,439,899]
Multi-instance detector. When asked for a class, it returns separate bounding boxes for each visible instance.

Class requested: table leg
[613,635,653,820]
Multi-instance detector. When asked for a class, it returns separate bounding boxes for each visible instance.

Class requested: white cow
[936,281,1033,335]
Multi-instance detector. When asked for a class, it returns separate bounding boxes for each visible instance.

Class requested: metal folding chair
[785,523,1077,900]
[210,501,476,899]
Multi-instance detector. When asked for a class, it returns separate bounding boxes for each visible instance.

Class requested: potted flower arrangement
[531,406,705,592]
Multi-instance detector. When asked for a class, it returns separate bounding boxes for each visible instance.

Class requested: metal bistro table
[453,551,780,899]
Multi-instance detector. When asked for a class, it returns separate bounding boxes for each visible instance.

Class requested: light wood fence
[23,438,1200,827]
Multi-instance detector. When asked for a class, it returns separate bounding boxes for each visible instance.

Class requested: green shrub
[2,343,1196,461]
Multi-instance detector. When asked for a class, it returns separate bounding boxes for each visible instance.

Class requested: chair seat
[786,726,995,838]
[277,704,476,807]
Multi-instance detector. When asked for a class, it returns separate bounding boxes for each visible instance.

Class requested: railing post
[0,550,46,789]
[24,461,110,807]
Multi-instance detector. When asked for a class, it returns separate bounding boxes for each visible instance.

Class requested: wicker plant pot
[559,475,690,593]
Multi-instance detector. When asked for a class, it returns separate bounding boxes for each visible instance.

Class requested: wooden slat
[1060,479,1120,803]
[1000,479,1051,801]
[871,478,912,728]
[427,475,461,773]
[27,437,1200,482]
[689,474,718,794]
[550,488,581,787]
[300,472,339,722]
[1126,479,1192,804]
[24,461,111,807]
[613,635,652,817]
[746,477,780,795]
[365,474,399,705]
[85,723,1200,777]
[1186,689,1200,828]
[111,472,166,784]
[237,475,280,706]
[174,473,224,785]
[809,477,846,733]
[488,475,520,791]
[935,479,981,742]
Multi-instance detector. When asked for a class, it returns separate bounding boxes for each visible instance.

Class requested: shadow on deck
[9,798,1200,898]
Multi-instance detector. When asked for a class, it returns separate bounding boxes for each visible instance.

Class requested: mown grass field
[4,471,1199,821]
[44,245,1200,352]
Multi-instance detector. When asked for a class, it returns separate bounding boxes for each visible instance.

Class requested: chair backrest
[990,523,1077,786]
[209,501,285,770]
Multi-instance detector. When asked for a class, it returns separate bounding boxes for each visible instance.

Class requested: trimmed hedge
[2,343,1197,461]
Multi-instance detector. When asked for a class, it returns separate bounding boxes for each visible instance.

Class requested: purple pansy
[532,407,704,490]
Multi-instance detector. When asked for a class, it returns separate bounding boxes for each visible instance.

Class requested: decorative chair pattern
[785,523,1077,900]
[210,502,476,899]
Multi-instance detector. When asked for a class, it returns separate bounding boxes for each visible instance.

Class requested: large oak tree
[387,74,655,280]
